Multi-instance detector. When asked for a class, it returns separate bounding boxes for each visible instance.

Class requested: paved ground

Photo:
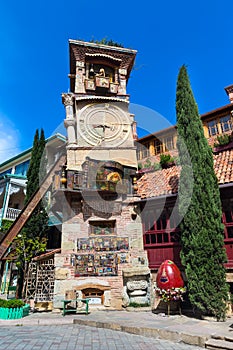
[0,324,203,350]
[1,309,233,349]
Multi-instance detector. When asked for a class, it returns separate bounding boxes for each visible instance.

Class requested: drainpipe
[0,178,10,227]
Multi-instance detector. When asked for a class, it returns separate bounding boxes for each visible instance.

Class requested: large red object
[156,260,184,290]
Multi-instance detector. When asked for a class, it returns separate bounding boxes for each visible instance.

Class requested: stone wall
[53,199,150,310]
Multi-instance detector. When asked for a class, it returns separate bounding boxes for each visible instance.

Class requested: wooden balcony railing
[0,207,21,221]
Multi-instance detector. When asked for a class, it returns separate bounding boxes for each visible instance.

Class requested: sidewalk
[1,309,233,348]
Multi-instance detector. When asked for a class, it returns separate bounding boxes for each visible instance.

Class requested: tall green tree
[176,65,229,321]
[16,129,48,298]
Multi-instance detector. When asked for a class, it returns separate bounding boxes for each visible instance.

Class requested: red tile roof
[137,148,233,199]
[214,149,233,184]
[33,248,61,261]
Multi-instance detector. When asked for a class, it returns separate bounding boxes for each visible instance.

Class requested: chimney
[225,84,233,103]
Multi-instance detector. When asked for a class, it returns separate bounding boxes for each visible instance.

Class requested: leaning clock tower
[53,40,150,311]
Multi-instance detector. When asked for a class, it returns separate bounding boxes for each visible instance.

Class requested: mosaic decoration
[75,234,129,276]
[77,236,129,252]
[74,253,118,276]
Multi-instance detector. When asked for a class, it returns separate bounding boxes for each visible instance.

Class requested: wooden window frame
[208,119,219,137]
[143,207,181,246]
[220,115,232,133]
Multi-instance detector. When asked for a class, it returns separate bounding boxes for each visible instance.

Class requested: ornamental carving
[126,280,148,291]
[62,93,74,106]
[64,119,76,127]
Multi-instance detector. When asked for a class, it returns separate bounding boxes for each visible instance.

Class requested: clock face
[78,103,131,146]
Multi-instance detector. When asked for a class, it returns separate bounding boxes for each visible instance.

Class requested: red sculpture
[156,260,184,290]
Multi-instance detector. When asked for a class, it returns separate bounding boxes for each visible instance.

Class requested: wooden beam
[0,154,66,259]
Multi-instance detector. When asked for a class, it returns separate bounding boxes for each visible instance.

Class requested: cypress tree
[24,128,48,239]
[176,65,229,321]
[16,129,48,298]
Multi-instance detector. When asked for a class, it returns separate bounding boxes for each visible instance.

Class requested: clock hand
[93,124,111,131]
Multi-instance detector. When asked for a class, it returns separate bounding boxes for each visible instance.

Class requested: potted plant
[213,134,233,152]
[159,154,175,169]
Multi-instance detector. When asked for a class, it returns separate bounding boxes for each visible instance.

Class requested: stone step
[205,338,233,349]
[212,334,233,342]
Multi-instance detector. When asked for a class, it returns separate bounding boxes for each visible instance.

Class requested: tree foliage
[15,129,48,298]
[176,65,229,321]
[0,219,13,235]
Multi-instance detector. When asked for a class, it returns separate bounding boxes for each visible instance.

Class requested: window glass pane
[161,213,167,229]
[154,139,163,155]
[208,120,219,136]
[151,234,156,243]
[227,227,233,239]
[0,168,12,177]
[169,208,180,228]
[220,115,232,133]
[141,143,150,158]
[156,219,161,230]
[15,160,30,176]
[225,210,233,223]
[164,136,174,151]
[137,144,143,160]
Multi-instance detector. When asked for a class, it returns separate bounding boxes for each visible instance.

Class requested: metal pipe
[0,179,10,227]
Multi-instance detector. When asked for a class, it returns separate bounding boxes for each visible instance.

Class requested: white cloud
[0,113,21,164]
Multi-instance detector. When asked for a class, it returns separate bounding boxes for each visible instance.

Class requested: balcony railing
[0,207,21,221]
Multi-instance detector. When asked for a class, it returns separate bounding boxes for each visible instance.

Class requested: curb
[0,316,74,327]
[73,318,208,347]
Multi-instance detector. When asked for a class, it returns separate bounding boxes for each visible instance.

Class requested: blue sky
[0,0,233,162]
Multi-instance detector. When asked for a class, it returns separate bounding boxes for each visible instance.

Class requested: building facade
[0,134,66,294]
[136,84,233,290]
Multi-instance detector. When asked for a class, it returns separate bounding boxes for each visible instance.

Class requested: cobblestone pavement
[0,324,203,350]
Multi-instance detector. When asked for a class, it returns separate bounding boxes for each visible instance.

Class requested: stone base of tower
[52,195,151,311]
[53,254,151,311]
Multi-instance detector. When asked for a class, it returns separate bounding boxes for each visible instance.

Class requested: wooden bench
[62,298,90,316]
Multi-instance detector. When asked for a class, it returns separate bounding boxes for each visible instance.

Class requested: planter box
[0,304,30,319]
[213,141,233,153]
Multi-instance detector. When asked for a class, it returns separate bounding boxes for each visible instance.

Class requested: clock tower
[53,40,150,311]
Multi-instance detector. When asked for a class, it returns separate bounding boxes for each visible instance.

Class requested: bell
[89,65,94,78]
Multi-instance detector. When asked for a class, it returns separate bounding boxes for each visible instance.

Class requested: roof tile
[137,149,233,199]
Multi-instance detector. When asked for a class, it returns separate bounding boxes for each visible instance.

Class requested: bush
[0,298,25,308]
[153,163,161,171]
[160,154,174,168]
[214,135,231,147]
[144,158,152,168]
[128,302,150,308]
[0,219,13,235]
